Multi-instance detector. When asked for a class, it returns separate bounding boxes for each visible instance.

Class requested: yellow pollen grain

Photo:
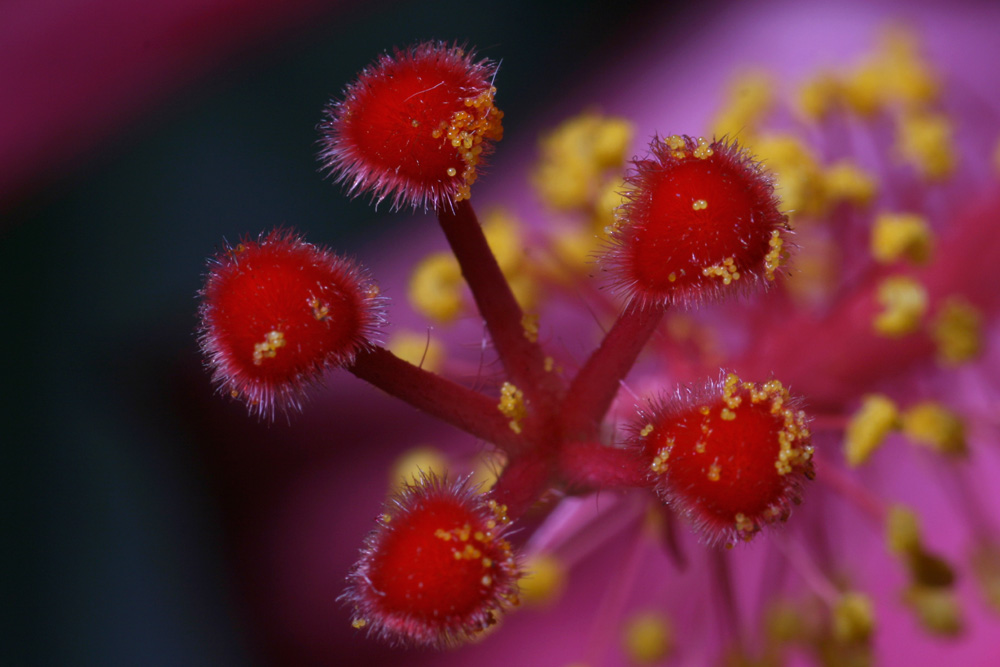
[702,258,741,285]
[901,402,967,456]
[352,618,367,629]
[844,394,899,466]
[931,297,982,365]
[873,275,928,337]
[693,137,714,159]
[720,408,736,421]
[692,199,708,211]
[446,167,458,177]
[763,230,785,281]
[667,272,677,282]
[252,330,285,366]
[497,382,527,434]
[871,212,932,264]
[521,313,540,343]
[707,461,722,481]
[734,512,755,535]
[640,423,654,438]
[544,356,555,373]
[439,86,504,202]
[650,442,672,475]
[309,297,330,321]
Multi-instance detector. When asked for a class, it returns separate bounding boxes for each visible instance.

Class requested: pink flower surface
[193,1,1000,665]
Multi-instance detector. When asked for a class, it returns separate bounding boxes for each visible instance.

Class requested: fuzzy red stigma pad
[636,374,813,545]
[320,42,503,210]
[344,475,520,647]
[198,230,381,417]
[608,135,788,307]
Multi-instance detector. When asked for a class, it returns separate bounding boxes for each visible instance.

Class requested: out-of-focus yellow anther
[901,402,967,456]
[833,592,876,643]
[409,252,464,323]
[873,275,927,337]
[870,212,932,264]
[750,134,827,217]
[824,161,877,207]
[878,26,940,108]
[482,209,523,271]
[521,313,540,343]
[498,382,526,434]
[593,178,628,233]
[518,553,567,606]
[469,450,506,493]
[903,585,963,636]
[389,446,449,491]
[710,70,774,141]
[895,112,956,180]
[844,394,899,466]
[797,71,840,120]
[533,112,634,210]
[932,297,983,365]
[387,330,445,372]
[971,542,1000,614]
[622,611,673,664]
[886,504,922,556]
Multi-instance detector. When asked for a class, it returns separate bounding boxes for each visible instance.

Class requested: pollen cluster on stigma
[636,374,813,543]
[344,477,520,648]
[607,135,788,307]
[432,85,504,201]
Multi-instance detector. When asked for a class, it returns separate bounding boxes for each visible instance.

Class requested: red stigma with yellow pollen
[343,474,521,648]
[607,135,788,307]
[320,42,503,210]
[635,373,814,545]
[197,229,382,418]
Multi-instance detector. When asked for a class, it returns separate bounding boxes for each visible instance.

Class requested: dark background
[2,1,673,664]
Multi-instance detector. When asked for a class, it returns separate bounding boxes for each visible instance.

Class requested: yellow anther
[886,504,922,556]
[498,382,526,434]
[901,402,967,456]
[710,70,774,139]
[252,330,286,365]
[482,209,524,271]
[387,330,445,372]
[903,585,963,636]
[842,61,886,116]
[750,134,826,217]
[797,71,840,120]
[622,611,673,664]
[832,592,876,643]
[532,112,634,210]
[873,275,928,337]
[388,446,449,491]
[593,178,628,233]
[871,212,932,264]
[844,394,899,466]
[824,161,877,207]
[931,297,983,365]
[518,553,567,606]
[409,252,464,322]
[895,112,955,180]
[971,542,1000,614]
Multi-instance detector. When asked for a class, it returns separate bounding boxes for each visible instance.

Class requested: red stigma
[197,229,382,417]
[320,42,503,210]
[344,475,520,647]
[636,373,814,545]
[607,135,788,307]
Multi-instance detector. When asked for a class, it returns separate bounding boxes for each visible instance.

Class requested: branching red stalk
[348,346,521,450]
[560,304,664,439]
[437,199,563,401]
